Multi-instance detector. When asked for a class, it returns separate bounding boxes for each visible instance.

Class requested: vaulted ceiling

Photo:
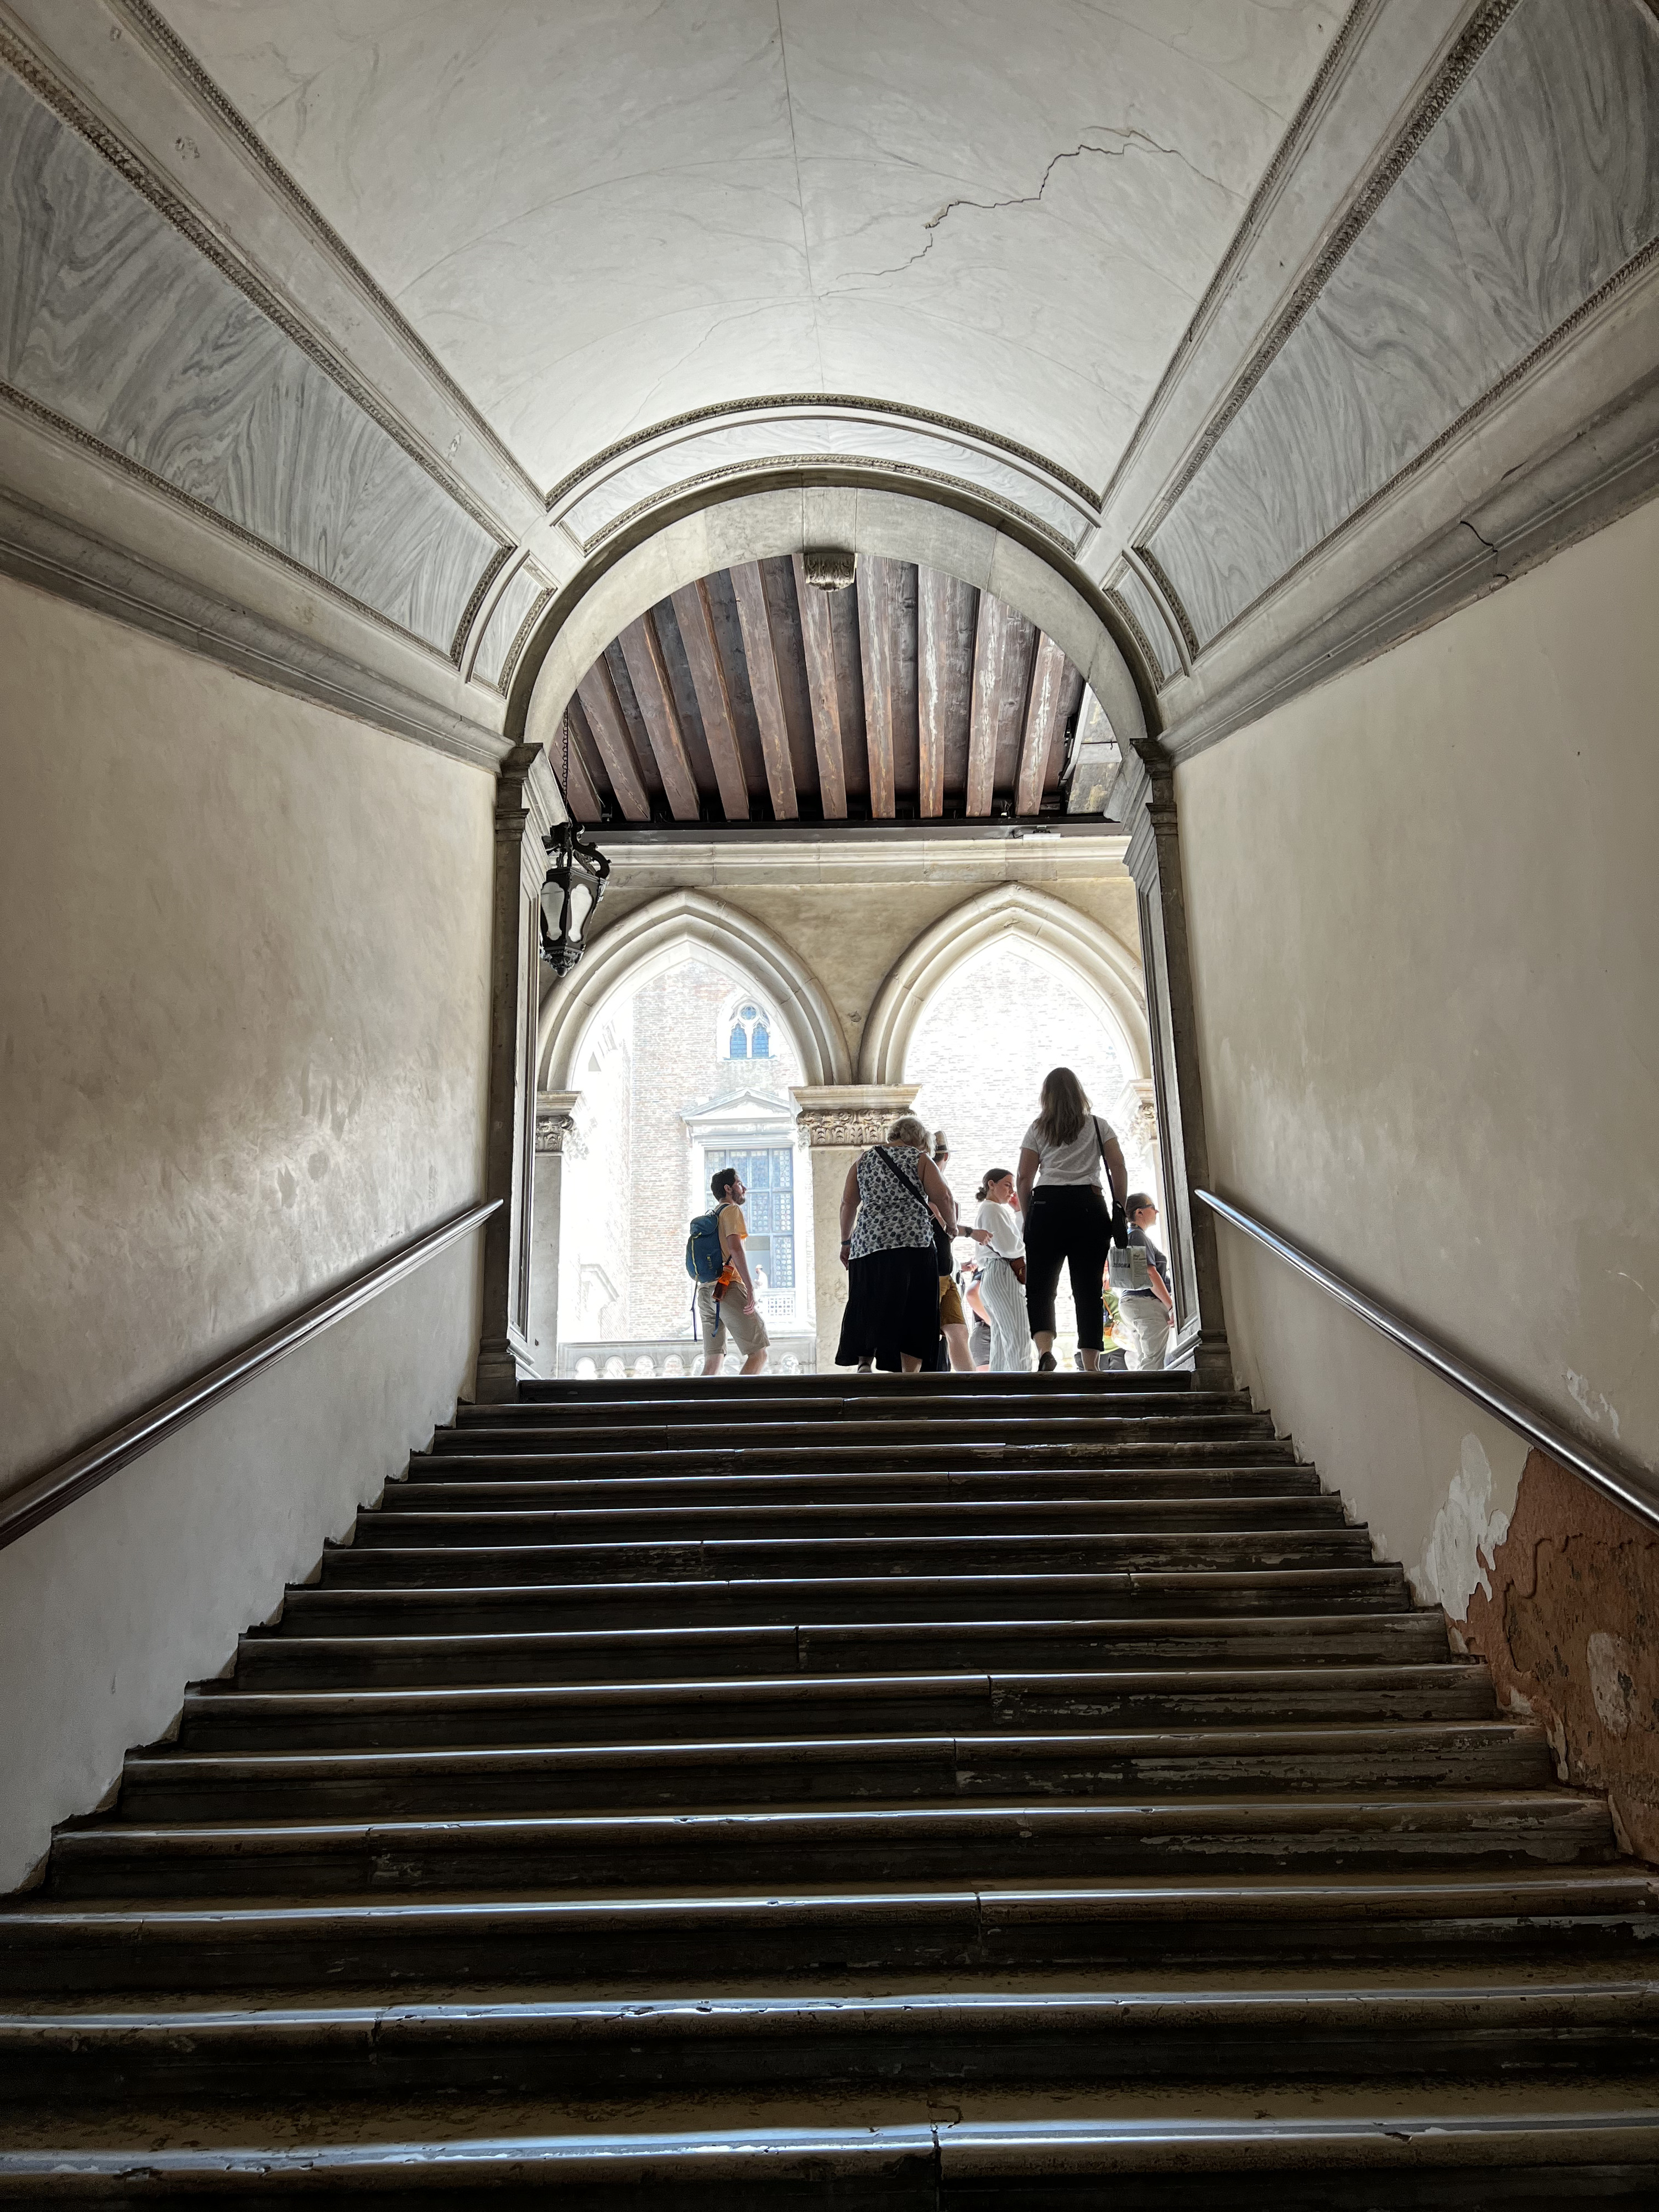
[561,557,1089,826]
[146,0,1340,492]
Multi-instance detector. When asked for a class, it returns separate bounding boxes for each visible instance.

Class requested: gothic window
[725,1002,770,1060]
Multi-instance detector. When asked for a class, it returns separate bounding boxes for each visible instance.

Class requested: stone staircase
[2,1372,1656,2204]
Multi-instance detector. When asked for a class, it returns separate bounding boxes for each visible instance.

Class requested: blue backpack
[685,1209,725,1286]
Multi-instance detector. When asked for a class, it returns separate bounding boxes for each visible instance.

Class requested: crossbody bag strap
[867,1143,930,1212]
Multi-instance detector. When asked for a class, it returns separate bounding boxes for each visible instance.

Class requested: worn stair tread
[363,1498,1347,1537]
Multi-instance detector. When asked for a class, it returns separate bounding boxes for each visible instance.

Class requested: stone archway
[858,883,1151,1089]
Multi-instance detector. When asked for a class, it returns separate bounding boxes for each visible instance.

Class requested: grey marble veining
[1112,568,1180,687]
[1147,0,1659,648]
[0,69,500,651]
[471,565,548,691]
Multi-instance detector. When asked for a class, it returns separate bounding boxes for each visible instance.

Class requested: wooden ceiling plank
[1017,630,1070,816]
[556,709,606,822]
[966,589,1008,816]
[670,580,750,821]
[916,565,953,818]
[857,555,896,820]
[730,561,799,820]
[791,555,848,820]
[574,660,652,821]
[618,614,701,821]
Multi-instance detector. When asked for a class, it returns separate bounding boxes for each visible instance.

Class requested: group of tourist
[688,1066,1175,1378]
[833,1066,1173,1375]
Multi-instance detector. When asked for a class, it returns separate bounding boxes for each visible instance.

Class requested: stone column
[791,1085,920,1374]
[524,1090,581,1379]
[1120,740,1233,1391]
[476,743,564,1402]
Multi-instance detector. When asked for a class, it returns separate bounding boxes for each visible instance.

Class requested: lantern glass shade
[539,822,609,975]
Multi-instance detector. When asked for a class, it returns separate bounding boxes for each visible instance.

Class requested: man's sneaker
[1037,1351,1057,1373]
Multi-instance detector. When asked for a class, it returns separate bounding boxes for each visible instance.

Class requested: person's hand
[838,1240,851,1271]
[743,1295,757,1314]
[966,1226,992,1244]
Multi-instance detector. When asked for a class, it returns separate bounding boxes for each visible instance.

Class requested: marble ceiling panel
[1145,0,1659,649]
[147,0,1339,493]
[472,564,552,692]
[0,66,502,653]
[1108,568,1183,688]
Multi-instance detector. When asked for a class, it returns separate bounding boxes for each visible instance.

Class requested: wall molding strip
[0,1201,500,1553]
[1197,1188,1659,1533]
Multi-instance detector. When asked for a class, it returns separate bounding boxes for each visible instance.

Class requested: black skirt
[836,1247,941,1370]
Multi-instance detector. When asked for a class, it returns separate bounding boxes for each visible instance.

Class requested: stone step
[233,1610,1455,1689]
[273,1566,1412,1636]
[7,1870,1652,1997]
[395,1464,1329,1504]
[4,2111,1656,2208]
[4,1980,1658,2105]
[511,1374,1200,1404]
[324,1528,1378,1589]
[432,1413,1277,1455]
[113,1723,1554,1823]
[43,1792,1617,1901]
[359,1496,1348,1545]
[419,1437,1301,1478]
[175,1662,1499,1751]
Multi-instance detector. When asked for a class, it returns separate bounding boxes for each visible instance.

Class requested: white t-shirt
[1020,1113,1115,1188]
[975,1197,1024,1256]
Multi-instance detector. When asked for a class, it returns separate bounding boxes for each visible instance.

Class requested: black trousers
[1024,1185,1111,1350]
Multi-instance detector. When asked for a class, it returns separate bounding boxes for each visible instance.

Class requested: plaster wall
[0,574,496,1888]
[0,1234,481,1889]
[1177,492,1659,1624]
[1,575,495,1490]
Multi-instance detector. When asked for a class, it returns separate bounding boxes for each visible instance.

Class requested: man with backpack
[688,1166,769,1376]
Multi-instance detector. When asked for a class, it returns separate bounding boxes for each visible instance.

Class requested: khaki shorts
[696,1281,770,1358]
[938,1275,965,1328]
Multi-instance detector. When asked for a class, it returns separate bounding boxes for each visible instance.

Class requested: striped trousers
[978,1254,1032,1374]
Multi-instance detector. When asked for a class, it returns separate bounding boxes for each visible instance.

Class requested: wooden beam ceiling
[559,556,1086,827]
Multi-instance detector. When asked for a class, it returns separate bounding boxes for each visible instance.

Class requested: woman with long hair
[973,1167,1031,1373]
[835,1114,959,1374]
[1016,1066,1129,1373]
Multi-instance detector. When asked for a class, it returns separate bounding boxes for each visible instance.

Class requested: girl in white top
[1015,1066,1129,1374]
[973,1168,1032,1373]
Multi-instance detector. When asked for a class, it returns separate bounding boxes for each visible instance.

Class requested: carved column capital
[535,1089,582,1156]
[790,1084,920,1149]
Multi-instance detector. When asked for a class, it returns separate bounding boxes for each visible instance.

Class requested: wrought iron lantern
[539,819,610,975]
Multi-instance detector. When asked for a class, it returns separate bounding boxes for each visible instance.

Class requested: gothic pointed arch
[538,887,853,1092]
[858,883,1151,1088]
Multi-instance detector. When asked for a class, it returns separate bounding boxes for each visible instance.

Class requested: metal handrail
[1196,1187,1659,1534]
[1,1200,500,1552]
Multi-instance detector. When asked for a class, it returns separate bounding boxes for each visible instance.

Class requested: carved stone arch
[537,887,853,1092]
[858,884,1151,1089]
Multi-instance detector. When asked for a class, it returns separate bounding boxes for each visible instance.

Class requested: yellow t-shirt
[716,1203,748,1287]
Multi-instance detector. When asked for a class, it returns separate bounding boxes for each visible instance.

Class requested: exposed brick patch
[1459,1448,1659,1862]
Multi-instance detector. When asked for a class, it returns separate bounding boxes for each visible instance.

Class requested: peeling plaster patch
[1415,1434,1511,1613]
[1588,1630,1637,1739]
[1566,1367,1622,1438]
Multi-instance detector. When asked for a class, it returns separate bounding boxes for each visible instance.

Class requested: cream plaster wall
[0,1234,482,1888]
[1178,494,1659,1610]
[1,576,495,1489]
[0,575,496,1889]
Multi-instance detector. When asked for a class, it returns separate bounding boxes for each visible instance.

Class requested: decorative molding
[1148,0,1525,530]
[1184,232,1659,659]
[795,1107,904,1148]
[499,587,555,693]
[1130,544,1201,665]
[578,453,1075,555]
[545,394,1099,514]
[448,545,515,667]
[0,27,513,546]
[106,0,542,513]
[1102,586,1165,692]
[1095,0,1383,515]
[0,380,461,663]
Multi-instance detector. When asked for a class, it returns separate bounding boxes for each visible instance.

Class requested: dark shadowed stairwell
[2,1371,1657,2204]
